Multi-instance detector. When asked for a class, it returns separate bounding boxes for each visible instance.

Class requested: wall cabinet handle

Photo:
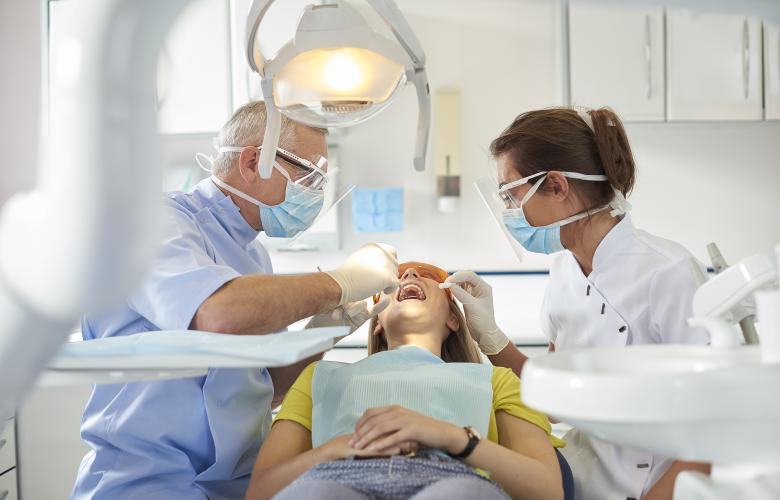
[0,439,6,450]
[645,14,652,99]
[742,18,750,99]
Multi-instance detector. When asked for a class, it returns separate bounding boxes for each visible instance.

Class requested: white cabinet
[157,0,232,134]
[0,469,18,500]
[667,10,763,121]
[0,420,15,476]
[569,2,665,121]
[764,21,780,120]
[0,419,17,500]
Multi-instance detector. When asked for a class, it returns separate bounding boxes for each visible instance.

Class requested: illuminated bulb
[323,51,363,92]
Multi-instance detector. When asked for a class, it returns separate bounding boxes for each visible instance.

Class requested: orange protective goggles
[373,261,452,304]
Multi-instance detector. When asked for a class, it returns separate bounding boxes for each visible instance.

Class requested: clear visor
[475,175,528,263]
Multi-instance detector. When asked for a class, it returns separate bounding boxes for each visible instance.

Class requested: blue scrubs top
[72,179,276,500]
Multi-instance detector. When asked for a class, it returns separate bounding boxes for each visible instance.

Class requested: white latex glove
[443,271,510,355]
[307,296,391,335]
[325,243,399,306]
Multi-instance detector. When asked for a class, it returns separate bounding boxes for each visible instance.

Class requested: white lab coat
[540,216,710,500]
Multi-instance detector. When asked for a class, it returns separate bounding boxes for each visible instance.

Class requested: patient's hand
[350,406,463,456]
[320,434,397,461]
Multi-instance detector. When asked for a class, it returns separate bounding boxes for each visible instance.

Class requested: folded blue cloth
[352,187,404,232]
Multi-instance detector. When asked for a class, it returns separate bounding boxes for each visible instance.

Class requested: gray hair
[211,101,298,178]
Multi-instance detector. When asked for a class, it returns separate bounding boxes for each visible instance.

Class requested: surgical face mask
[499,171,631,255]
[196,143,331,238]
[211,172,324,238]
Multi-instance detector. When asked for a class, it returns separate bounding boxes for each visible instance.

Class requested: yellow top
[275,362,565,448]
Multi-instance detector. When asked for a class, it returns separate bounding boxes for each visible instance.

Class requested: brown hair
[489,107,636,208]
[368,301,482,363]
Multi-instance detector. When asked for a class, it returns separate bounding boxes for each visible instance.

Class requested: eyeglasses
[373,261,452,304]
[214,144,330,190]
[273,147,330,191]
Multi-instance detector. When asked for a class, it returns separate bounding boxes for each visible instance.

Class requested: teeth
[398,283,426,301]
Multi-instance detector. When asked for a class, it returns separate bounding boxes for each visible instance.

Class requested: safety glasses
[213,145,330,191]
[497,171,546,209]
[373,261,452,304]
[273,147,330,191]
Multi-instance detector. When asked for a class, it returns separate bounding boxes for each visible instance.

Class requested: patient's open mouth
[397,283,426,301]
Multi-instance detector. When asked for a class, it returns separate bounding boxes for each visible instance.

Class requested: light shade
[273,47,406,127]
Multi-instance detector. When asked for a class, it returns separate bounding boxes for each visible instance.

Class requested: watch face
[466,425,482,440]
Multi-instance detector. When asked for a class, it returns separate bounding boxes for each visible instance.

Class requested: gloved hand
[307,296,392,335]
[325,243,399,306]
[443,271,510,355]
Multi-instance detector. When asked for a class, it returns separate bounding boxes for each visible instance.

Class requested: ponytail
[589,108,636,196]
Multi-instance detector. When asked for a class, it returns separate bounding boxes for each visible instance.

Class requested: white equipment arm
[0,0,190,422]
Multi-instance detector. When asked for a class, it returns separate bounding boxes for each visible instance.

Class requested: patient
[246,262,573,500]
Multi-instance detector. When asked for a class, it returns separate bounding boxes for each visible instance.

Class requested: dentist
[72,101,399,500]
[448,107,710,500]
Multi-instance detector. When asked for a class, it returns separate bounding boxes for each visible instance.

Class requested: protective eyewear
[373,261,452,304]
[216,145,330,190]
[497,170,608,209]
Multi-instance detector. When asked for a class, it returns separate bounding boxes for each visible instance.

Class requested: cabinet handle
[0,490,7,500]
[645,15,652,99]
[0,439,6,450]
[742,18,750,99]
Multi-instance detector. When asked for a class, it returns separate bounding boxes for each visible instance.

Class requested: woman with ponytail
[444,107,710,500]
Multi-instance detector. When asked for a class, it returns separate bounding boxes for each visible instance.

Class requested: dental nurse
[447,107,710,500]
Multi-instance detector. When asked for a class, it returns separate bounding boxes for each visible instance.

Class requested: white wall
[266,1,780,274]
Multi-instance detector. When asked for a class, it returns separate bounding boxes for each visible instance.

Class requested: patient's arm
[487,342,529,378]
[462,411,564,500]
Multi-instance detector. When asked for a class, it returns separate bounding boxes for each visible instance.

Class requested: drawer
[0,420,15,475]
[0,469,17,500]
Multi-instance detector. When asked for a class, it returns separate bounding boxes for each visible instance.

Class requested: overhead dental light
[245,0,430,177]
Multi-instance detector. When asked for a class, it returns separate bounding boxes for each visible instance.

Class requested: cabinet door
[0,469,18,500]
[0,419,15,475]
[569,2,665,121]
[157,0,231,134]
[765,21,780,120]
[667,10,763,121]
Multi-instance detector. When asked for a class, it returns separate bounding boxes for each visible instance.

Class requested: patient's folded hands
[349,405,464,456]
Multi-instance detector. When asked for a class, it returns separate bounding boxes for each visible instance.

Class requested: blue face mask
[211,173,324,238]
[499,171,630,255]
[259,180,324,237]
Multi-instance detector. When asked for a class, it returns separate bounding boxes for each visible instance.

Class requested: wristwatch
[447,426,482,459]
